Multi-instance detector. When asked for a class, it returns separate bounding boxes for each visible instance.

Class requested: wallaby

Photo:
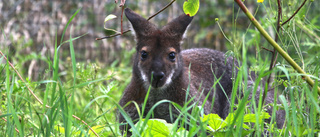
[118,8,284,135]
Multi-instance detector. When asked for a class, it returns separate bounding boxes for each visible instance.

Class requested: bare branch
[281,0,307,26]
[1,117,20,134]
[261,47,274,53]
[96,0,176,40]
[263,0,282,105]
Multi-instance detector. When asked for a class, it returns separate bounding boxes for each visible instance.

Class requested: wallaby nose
[152,71,165,81]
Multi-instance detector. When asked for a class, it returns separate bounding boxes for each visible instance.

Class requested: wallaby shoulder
[182,48,236,77]
[182,48,236,93]
[181,48,237,118]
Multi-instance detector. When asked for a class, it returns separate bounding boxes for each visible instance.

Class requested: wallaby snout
[150,57,166,88]
[152,71,165,87]
[141,51,176,89]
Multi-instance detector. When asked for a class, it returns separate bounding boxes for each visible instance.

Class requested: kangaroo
[118,8,284,134]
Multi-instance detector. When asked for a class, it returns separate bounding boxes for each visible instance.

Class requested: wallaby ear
[125,8,157,38]
[161,14,193,39]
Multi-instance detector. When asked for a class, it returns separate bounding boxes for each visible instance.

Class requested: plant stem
[281,0,307,26]
[264,0,282,106]
[234,0,320,95]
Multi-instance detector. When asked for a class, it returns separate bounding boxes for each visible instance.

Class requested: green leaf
[89,125,105,135]
[243,112,270,123]
[208,129,254,137]
[104,14,117,23]
[183,0,200,17]
[175,127,189,137]
[201,114,224,131]
[104,14,119,33]
[135,119,189,137]
[146,119,169,136]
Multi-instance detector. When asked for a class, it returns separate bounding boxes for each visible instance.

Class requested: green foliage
[202,112,270,133]
[183,0,200,17]
[104,14,119,34]
[132,119,189,137]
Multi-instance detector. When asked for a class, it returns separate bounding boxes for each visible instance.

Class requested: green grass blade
[69,77,108,89]
[6,59,13,136]
[141,100,172,136]
[279,95,290,136]
[290,88,299,136]
[0,113,12,118]
[60,33,88,46]
[116,103,140,136]
[51,31,59,105]
[59,8,81,44]
[67,25,76,137]
[6,66,24,136]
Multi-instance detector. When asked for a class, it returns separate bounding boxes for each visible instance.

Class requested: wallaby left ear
[125,8,157,38]
[161,14,193,39]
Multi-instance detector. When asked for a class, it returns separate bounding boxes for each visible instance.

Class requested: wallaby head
[125,8,193,89]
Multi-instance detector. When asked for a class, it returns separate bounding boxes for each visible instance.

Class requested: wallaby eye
[168,52,176,62]
[141,50,148,60]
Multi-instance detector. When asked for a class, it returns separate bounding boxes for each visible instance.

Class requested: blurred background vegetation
[1,0,320,136]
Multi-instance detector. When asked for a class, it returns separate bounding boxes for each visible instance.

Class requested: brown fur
[118,8,284,135]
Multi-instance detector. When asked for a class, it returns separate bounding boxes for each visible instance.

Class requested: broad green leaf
[241,129,255,136]
[55,126,65,134]
[202,112,270,133]
[183,0,200,17]
[209,129,253,137]
[104,14,117,23]
[302,129,320,136]
[175,130,190,137]
[89,125,105,135]
[104,14,119,33]
[242,124,250,129]
[221,113,234,128]
[135,119,190,137]
[54,126,81,136]
[243,112,270,123]
[147,119,170,136]
[175,127,189,137]
[135,119,171,137]
[202,114,224,130]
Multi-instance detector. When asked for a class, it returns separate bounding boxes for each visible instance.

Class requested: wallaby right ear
[125,8,157,38]
[161,14,193,40]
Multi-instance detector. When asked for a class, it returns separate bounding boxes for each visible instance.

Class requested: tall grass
[0,8,128,136]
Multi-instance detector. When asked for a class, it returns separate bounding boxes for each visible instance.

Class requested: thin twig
[96,0,176,40]
[263,0,282,105]
[261,47,274,53]
[147,0,176,20]
[1,117,20,134]
[272,0,282,69]
[281,0,307,26]
[72,115,99,136]
[0,50,100,137]
[96,30,130,40]
[121,6,124,34]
